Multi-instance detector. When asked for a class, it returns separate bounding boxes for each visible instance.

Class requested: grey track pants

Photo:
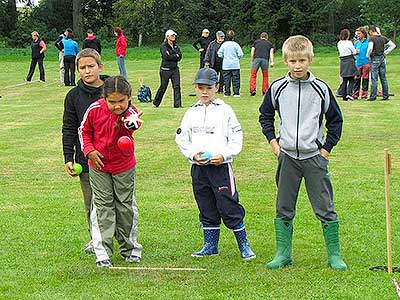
[275,152,338,222]
[89,167,142,262]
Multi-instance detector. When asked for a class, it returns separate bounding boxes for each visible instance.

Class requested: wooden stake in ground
[384,148,393,275]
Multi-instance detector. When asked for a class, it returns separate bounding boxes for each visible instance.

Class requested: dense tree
[362,0,400,40]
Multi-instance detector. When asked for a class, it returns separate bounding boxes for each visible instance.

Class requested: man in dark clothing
[153,29,182,108]
[192,29,211,68]
[55,28,72,84]
[204,31,225,93]
[82,29,102,54]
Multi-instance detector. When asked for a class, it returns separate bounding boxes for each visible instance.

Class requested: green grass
[1,47,400,299]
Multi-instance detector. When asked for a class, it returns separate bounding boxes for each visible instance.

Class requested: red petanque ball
[117,136,132,151]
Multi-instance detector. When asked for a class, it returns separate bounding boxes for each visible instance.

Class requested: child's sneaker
[96,259,112,268]
[125,255,141,263]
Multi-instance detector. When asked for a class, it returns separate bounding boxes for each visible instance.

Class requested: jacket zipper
[296,81,301,158]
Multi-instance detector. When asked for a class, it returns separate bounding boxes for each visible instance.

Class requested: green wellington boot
[322,220,347,270]
[266,218,293,269]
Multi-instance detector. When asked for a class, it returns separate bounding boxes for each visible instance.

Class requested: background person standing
[204,31,225,94]
[113,27,127,79]
[26,31,46,82]
[54,28,72,85]
[83,29,102,54]
[62,31,79,86]
[249,32,274,96]
[153,29,182,108]
[192,29,211,68]
[367,25,396,101]
[217,30,243,97]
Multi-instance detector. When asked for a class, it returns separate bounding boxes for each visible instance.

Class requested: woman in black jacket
[153,29,182,108]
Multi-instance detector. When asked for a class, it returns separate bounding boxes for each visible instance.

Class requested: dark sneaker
[125,255,141,263]
[96,259,112,268]
[382,97,389,101]
[367,98,376,101]
[250,91,256,96]
[84,240,94,255]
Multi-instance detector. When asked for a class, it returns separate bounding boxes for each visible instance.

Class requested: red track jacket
[79,98,141,174]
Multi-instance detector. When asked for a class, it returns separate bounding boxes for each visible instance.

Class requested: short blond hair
[76,48,102,69]
[282,35,314,61]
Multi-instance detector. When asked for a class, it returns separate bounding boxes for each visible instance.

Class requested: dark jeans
[222,69,240,96]
[26,57,45,81]
[199,52,206,69]
[370,55,388,99]
[64,55,76,86]
[153,67,182,107]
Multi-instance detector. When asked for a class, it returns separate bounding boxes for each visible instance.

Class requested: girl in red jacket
[79,76,143,268]
[113,27,127,79]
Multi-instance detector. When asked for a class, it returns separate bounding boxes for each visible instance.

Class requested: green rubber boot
[322,220,347,271]
[266,218,293,269]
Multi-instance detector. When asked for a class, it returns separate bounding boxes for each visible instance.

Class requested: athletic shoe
[382,97,389,101]
[84,240,94,255]
[346,95,354,101]
[96,259,112,268]
[250,91,256,96]
[224,94,230,97]
[367,98,376,101]
[233,94,241,98]
[125,255,141,263]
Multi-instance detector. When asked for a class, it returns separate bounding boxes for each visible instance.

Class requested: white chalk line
[109,266,207,271]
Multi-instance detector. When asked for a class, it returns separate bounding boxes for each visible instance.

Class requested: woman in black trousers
[153,29,182,108]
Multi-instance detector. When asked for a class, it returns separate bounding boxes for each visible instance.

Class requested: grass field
[1,46,400,299]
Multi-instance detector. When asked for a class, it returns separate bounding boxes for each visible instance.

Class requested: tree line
[1,0,399,48]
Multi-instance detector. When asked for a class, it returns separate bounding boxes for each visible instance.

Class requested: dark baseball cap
[193,68,218,85]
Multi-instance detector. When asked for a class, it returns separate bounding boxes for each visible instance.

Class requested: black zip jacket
[160,41,182,70]
[62,75,109,172]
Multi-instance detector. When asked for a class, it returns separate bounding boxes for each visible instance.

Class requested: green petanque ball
[73,163,83,175]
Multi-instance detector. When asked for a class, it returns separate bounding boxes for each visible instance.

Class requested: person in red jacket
[79,76,143,268]
[113,27,127,79]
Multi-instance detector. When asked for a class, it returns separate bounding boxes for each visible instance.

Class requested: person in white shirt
[337,29,358,101]
[175,68,255,261]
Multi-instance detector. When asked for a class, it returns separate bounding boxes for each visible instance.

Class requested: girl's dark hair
[113,27,123,35]
[339,29,350,40]
[226,30,235,41]
[103,76,132,98]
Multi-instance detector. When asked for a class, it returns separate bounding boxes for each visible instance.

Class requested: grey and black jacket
[259,72,343,160]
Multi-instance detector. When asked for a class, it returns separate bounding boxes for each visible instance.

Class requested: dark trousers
[222,69,240,96]
[212,62,224,93]
[340,76,355,100]
[199,53,206,69]
[191,164,245,229]
[26,57,45,81]
[64,55,76,86]
[275,152,337,222]
[153,67,182,108]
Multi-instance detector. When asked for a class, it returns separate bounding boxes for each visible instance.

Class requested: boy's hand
[320,148,329,158]
[209,154,224,166]
[193,151,210,166]
[87,150,104,170]
[270,61,275,68]
[270,139,281,156]
[65,161,79,177]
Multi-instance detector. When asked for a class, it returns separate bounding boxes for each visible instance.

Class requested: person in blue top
[352,27,369,99]
[217,30,244,97]
[62,31,79,86]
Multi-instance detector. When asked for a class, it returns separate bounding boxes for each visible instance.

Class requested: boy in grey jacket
[259,35,346,270]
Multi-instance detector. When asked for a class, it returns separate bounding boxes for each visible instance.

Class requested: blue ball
[200,151,212,159]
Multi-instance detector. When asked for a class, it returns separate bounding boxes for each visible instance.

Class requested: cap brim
[192,79,217,85]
